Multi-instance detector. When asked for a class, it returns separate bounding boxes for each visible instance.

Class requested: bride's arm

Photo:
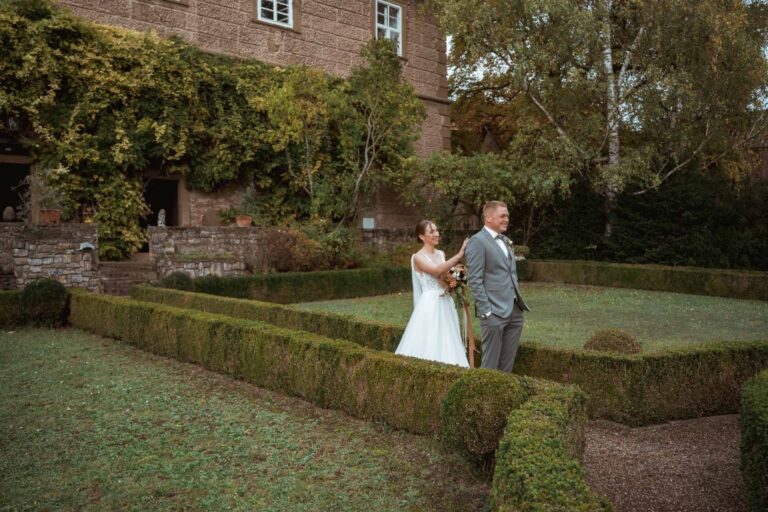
[413,240,468,278]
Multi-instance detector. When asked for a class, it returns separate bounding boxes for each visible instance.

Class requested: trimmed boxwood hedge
[741,369,768,512]
[159,267,412,303]
[132,286,768,426]
[68,290,602,511]
[492,386,609,511]
[132,285,403,352]
[527,260,768,300]
[516,342,768,425]
[70,290,461,434]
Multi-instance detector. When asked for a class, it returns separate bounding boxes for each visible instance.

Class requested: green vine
[0,0,423,258]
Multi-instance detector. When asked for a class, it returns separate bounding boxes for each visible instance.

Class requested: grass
[0,329,489,511]
[294,282,768,352]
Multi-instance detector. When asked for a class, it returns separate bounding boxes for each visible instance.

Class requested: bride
[395,220,470,368]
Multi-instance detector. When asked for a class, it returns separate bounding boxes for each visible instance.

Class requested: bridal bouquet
[441,263,469,307]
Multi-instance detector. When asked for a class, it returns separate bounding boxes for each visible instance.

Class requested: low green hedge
[132,286,768,426]
[68,290,601,510]
[741,369,768,512]
[516,342,768,426]
[69,290,459,434]
[527,260,768,300]
[492,386,609,511]
[158,267,412,303]
[132,285,403,352]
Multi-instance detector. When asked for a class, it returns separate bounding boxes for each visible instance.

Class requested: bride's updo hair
[415,220,435,243]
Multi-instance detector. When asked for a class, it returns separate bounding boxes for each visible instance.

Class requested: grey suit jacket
[465,228,530,318]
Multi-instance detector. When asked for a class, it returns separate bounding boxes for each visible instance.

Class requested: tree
[396,145,572,244]
[428,0,768,237]
[332,39,426,225]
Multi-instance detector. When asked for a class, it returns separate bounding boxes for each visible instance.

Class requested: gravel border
[583,415,746,512]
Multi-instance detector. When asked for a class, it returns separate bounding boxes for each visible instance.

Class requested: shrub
[68,290,597,511]
[526,260,768,300]
[159,271,194,291]
[156,267,412,303]
[136,280,768,426]
[516,342,768,425]
[584,329,642,355]
[0,291,25,328]
[491,386,608,511]
[69,290,466,435]
[20,278,68,327]
[131,286,403,352]
[440,370,535,470]
[360,241,419,268]
[741,369,768,512]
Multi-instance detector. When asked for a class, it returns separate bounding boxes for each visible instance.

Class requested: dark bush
[532,172,768,271]
[526,260,768,300]
[0,291,25,328]
[584,329,642,355]
[159,271,194,291]
[20,278,68,327]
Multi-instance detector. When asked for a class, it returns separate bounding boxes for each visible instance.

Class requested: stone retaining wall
[0,224,24,289]
[149,226,258,278]
[11,224,101,291]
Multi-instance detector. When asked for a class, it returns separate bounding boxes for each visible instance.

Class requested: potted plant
[231,184,262,228]
[235,213,253,227]
[34,167,66,224]
[13,166,68,225]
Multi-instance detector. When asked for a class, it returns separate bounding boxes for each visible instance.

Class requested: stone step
[99,260,158,295]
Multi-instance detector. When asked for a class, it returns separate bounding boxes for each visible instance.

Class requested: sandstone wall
[57,0,451,156]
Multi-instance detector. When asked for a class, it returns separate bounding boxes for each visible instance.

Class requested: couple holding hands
[395,201,530,372]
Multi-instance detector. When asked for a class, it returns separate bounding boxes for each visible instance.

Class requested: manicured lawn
[294,283,768,352]
[0,329,488,511]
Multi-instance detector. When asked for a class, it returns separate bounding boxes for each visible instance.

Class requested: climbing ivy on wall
[0,0,424,259]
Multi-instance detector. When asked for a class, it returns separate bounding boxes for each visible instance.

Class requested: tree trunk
[601,0,620,238]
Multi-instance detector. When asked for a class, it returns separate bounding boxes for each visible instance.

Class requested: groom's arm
[465,237,491,317]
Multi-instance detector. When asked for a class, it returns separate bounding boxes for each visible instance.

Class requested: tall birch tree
[429,0,768,237]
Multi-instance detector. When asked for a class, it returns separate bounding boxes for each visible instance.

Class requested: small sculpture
[157,208,166,227]
[2,206,15,222]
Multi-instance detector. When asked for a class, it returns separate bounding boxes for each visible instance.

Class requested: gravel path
[583,415,746,512]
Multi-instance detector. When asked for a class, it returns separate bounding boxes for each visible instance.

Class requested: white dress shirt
[484,226,509,258]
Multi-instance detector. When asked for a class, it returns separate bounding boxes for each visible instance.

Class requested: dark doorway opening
[0,163,30,222]
[140,178,179,252]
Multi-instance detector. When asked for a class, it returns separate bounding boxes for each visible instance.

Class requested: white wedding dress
[395,252,470,367]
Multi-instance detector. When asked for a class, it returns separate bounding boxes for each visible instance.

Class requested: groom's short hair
[483,201,508,219]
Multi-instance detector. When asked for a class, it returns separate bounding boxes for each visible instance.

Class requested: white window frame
[375,0,403,56]
[257,0,293,29]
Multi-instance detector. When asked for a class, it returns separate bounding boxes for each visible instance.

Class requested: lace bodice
[413,251,446,294]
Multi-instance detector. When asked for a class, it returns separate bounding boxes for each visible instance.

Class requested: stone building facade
[56,0,450,229]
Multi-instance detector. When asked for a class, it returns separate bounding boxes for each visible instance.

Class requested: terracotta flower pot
[39,208,62,224]
[235,214,253,227]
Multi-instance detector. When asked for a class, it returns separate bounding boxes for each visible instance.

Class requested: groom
[465,201,530,373]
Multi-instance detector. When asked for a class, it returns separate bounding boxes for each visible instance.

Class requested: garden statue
[157,208,166,227]
[2,206,15,221]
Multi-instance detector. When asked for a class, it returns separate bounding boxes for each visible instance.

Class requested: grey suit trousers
[479,302,525,373]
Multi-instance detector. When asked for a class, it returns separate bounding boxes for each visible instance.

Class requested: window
[375,0,402,56]
[257,0,292,28]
